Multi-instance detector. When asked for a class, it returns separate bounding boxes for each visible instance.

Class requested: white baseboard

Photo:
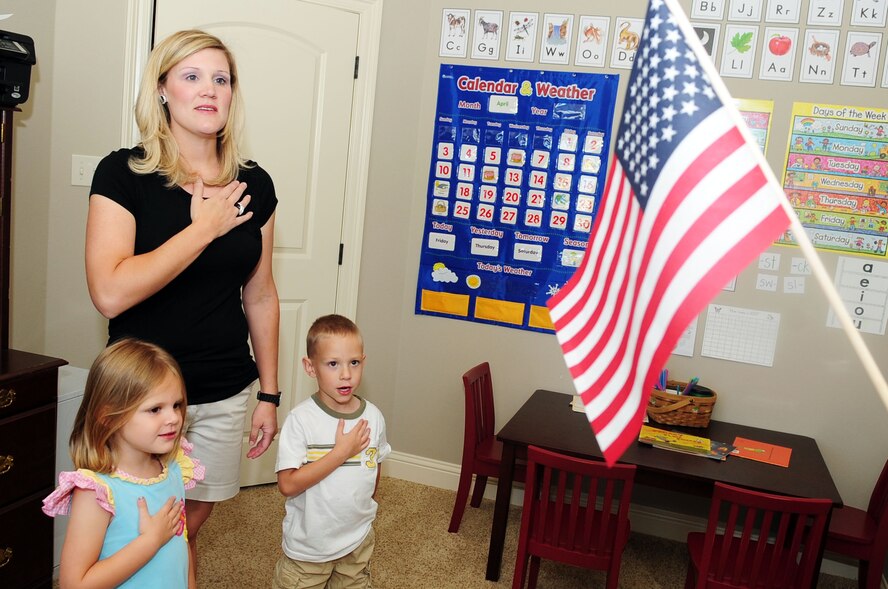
[384,450,872,583]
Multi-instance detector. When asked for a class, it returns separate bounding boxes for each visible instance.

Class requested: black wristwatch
[256,391,281,407]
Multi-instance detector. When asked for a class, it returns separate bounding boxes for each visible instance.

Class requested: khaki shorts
[184,382,255,502]
[273,528,375,589]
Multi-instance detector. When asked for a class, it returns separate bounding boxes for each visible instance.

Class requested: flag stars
[681,100,699,116]
[662,125,676,142]
[663,85,678,101]
[683,64,699,78]
[682,81,698,97]
[648,112,660,129]
[702,84,715,100]
[664,46,680,61]
[663,65,679,81]
[662,104,677,121]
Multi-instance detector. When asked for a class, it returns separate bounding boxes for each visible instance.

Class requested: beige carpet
[191,476,858,589]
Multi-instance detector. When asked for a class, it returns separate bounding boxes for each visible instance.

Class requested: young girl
[43,338,204,588]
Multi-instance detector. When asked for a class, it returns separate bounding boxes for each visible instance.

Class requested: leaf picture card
[720,24,759,78]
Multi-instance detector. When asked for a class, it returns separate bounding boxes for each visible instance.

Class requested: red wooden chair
[448,362,525,533]
[685,482,832,589]
[512,445,636,589]
[825,457,888,589]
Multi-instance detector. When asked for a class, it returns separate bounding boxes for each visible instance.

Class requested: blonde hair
[70,338,187,473]
[129,29,250,187]
[306,314,363,358]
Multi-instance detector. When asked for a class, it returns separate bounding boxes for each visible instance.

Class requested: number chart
[415,65,618,333]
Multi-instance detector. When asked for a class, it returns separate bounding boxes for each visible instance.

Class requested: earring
[159,95,168,105]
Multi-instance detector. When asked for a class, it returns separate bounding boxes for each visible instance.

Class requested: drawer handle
[0,455,12,475]
[0,547,11,568]
[0,388,14,409]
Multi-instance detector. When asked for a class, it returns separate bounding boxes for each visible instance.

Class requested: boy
[273,314,391,589]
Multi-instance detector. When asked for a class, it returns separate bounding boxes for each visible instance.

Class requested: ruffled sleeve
[42,469,114,517]
[176,438,206,490]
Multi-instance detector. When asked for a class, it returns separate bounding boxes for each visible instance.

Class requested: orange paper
[732,437,792,468]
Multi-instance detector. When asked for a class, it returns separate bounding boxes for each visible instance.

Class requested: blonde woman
[85,29,280,576]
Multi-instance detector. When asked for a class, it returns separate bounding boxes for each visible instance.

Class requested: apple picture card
[720,25,759,78]
[728,0,763,22]
[807,0,844,26]
[760,27,798,81]
[765,0,801,23]
[799,29,838,83]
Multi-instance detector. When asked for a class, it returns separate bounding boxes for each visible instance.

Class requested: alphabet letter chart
[415,65,618,333]
[827,256,888,335]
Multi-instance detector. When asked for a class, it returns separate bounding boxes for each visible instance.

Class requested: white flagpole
[665,0,888,413]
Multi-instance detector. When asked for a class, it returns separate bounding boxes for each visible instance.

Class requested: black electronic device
[0,29,35,107]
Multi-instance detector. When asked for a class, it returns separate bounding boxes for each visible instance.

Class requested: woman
[85,29,280,576]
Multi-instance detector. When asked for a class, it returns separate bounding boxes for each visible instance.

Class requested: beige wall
[8,0,887,516]
[358,0,888,513]
[8,0,123,361]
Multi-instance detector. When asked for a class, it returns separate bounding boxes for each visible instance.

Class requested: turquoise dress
[43,444,203,588]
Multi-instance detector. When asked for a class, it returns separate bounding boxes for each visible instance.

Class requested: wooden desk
[485,389,842,581]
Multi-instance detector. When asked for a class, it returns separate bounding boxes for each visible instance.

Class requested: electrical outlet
[71,155,102,187]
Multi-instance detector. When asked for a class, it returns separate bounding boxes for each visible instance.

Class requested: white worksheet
[701,304,781,366]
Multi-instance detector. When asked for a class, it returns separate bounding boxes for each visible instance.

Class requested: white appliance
[54,365,89,576]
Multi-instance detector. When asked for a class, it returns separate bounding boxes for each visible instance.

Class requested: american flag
[547,0,791,465]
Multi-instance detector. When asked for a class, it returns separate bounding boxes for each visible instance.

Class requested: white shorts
[184,381,256,502]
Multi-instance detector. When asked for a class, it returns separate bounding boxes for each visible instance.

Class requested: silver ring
[235,202,245,216]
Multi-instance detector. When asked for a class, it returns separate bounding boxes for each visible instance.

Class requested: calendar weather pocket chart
[415,65,618,333]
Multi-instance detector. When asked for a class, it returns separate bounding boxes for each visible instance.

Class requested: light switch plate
[71,155,102,187]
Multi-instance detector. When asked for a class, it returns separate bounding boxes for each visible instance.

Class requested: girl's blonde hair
[70,338,187,473]
[129,29,250,187]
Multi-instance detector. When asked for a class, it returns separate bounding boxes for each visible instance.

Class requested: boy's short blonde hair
[306,314,362,358]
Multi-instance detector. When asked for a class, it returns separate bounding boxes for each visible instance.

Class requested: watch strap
[256,391,281,407]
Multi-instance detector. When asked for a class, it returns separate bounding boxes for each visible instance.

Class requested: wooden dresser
[0,349,66,589]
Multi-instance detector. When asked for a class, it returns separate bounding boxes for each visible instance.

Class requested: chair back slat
[868,457,888,521]
[694,482,831,589]
[462,362,495,451]
[513,445,636,589]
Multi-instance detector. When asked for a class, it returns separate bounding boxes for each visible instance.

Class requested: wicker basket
[647,380,717,428]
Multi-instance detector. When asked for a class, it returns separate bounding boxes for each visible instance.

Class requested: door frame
[119,0,384,316]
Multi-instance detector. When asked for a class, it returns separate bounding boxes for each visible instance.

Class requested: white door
[154,1,362,485]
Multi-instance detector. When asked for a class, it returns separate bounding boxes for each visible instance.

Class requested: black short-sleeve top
[90,148,278,405]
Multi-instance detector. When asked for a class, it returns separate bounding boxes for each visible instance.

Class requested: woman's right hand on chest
[190,178,254,239]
